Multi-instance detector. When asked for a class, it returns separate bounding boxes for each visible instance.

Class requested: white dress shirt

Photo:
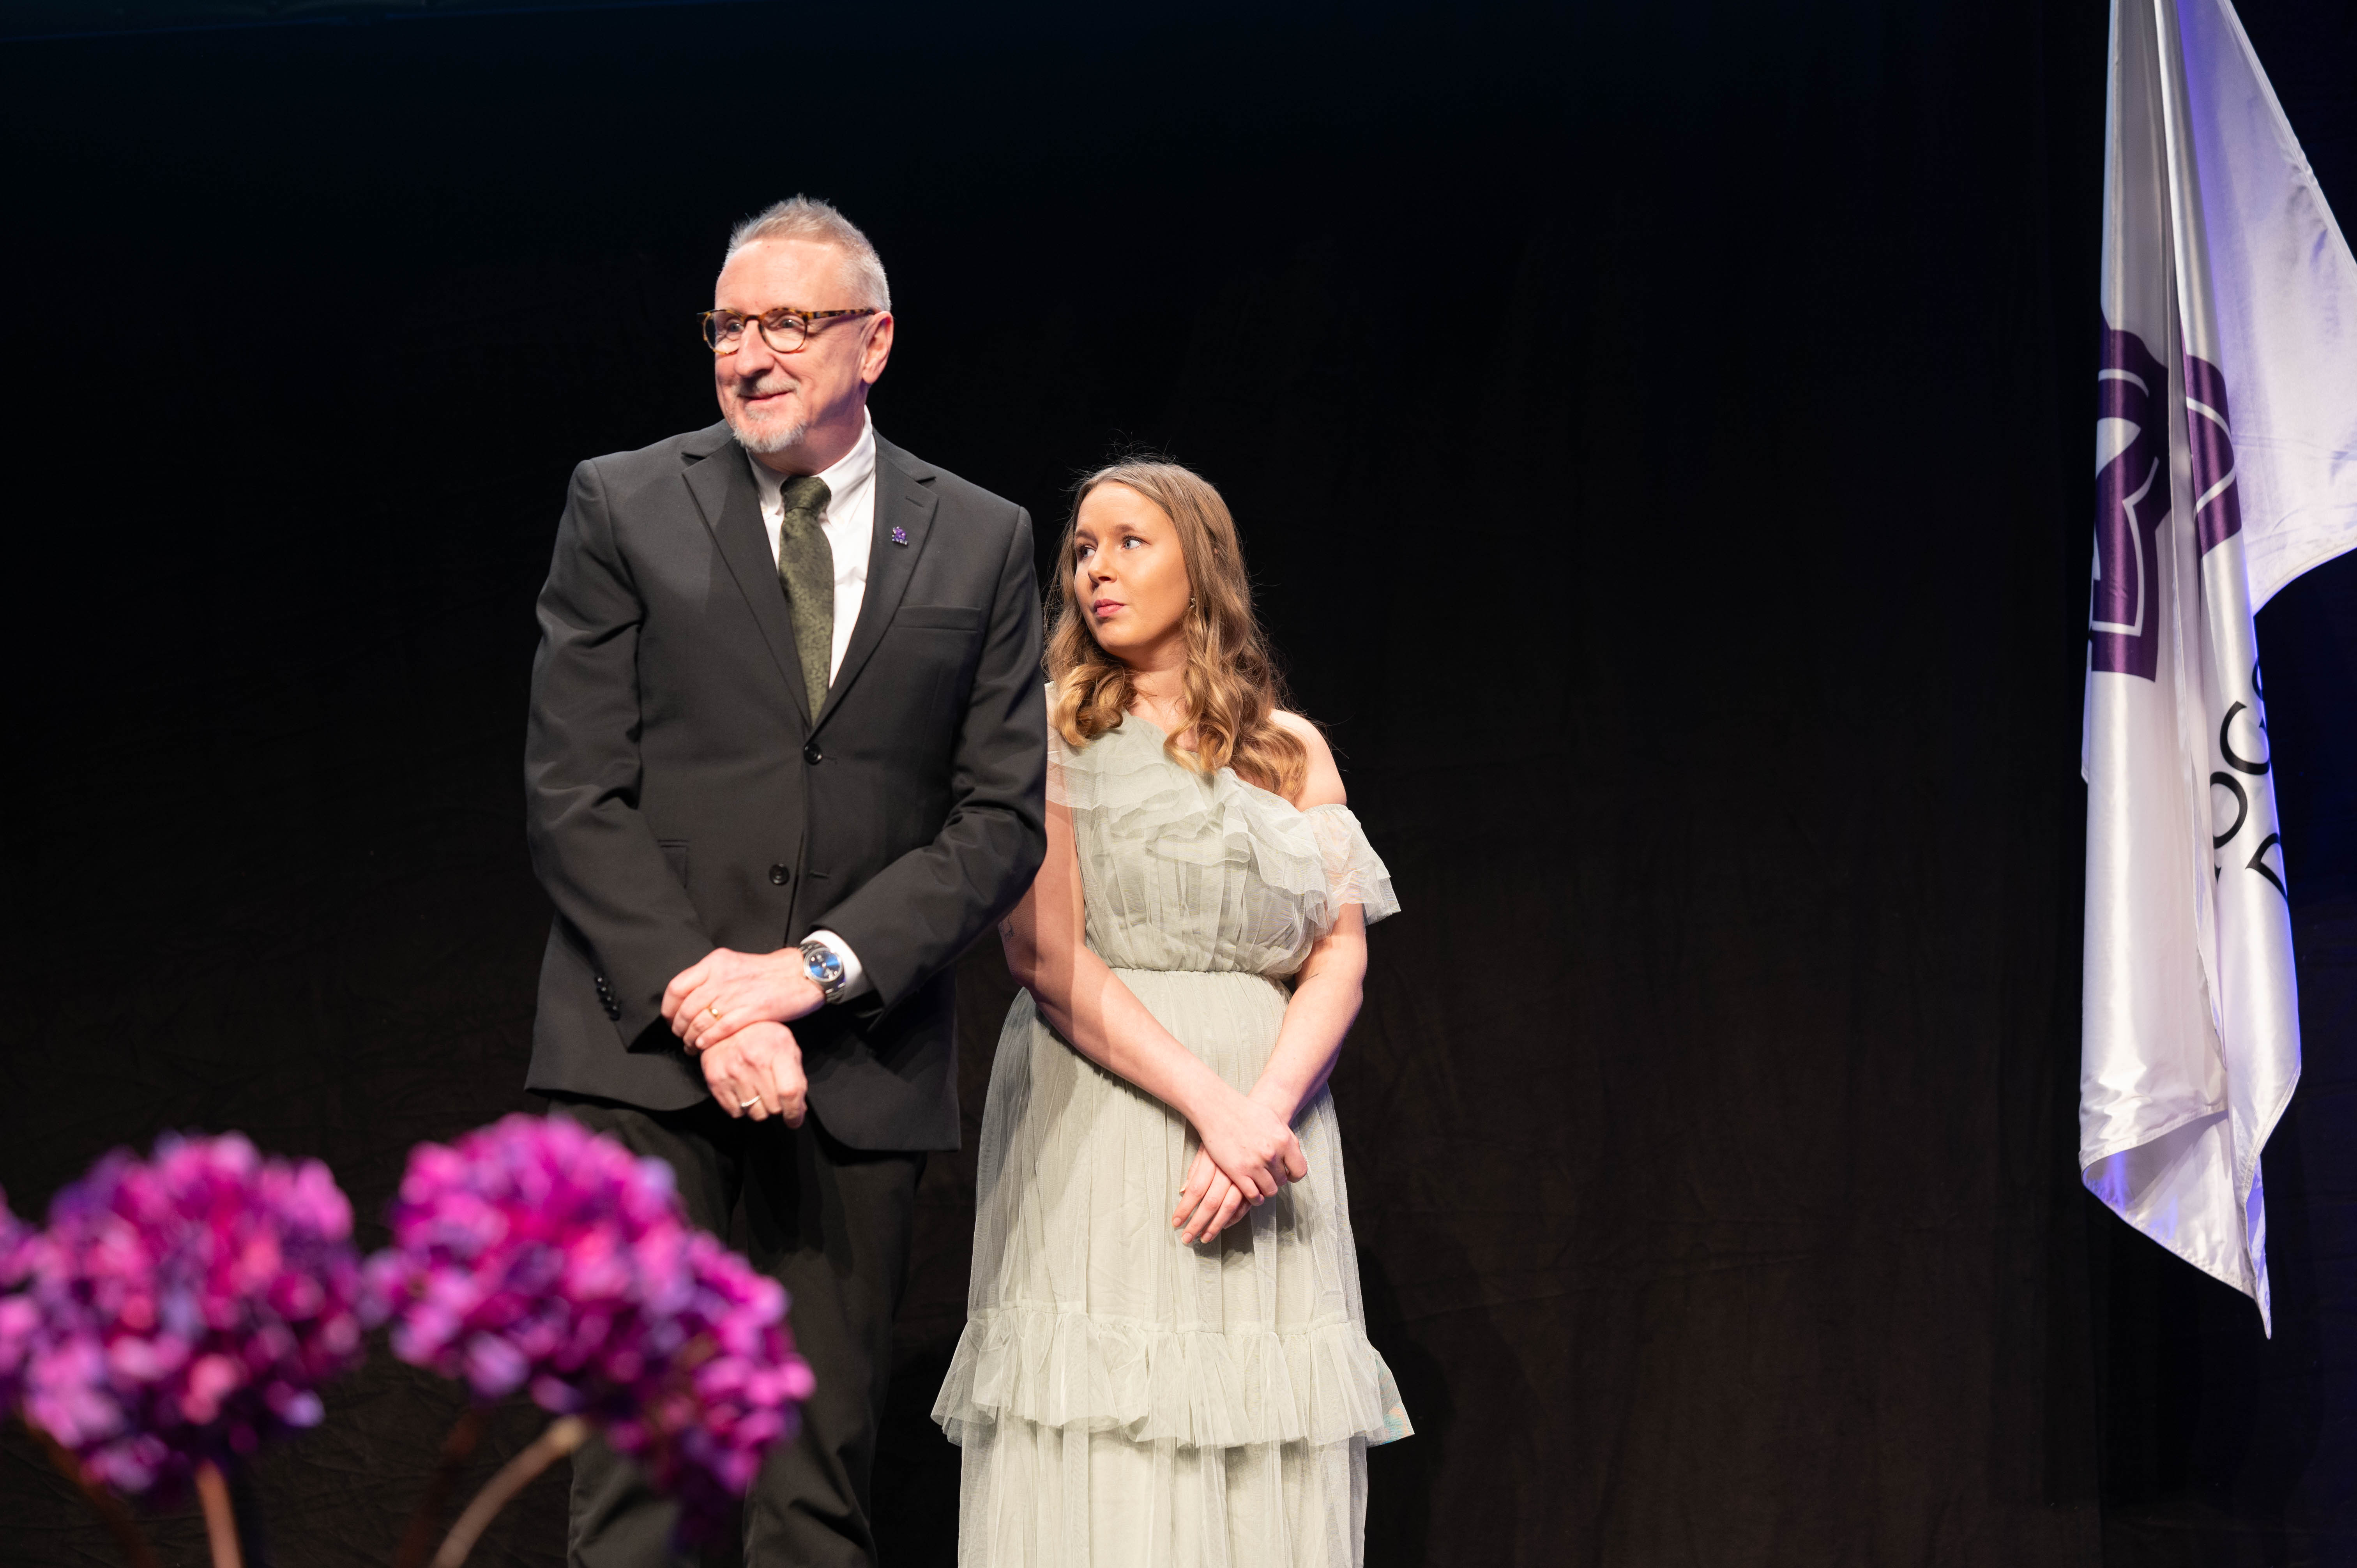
[748,411,881,1000]
[752,410,877,686]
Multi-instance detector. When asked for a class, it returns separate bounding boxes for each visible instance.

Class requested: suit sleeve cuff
[805,929,875,1001]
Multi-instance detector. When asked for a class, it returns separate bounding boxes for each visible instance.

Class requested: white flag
[2080,0,2357,1334]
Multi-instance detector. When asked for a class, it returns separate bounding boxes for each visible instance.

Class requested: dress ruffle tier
[934,1302,1410,1450]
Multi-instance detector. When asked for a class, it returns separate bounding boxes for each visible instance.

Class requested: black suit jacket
[522,422,1048,1150]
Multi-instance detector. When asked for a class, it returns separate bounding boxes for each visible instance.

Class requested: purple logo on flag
[2090,326,2170,680]
[2182,354,2243,556]
[2088,329,2247,682]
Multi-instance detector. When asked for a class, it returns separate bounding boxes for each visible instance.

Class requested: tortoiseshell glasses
[698,306,878,355]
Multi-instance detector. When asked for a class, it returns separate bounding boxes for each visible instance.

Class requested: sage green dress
[933,710,1410,1568]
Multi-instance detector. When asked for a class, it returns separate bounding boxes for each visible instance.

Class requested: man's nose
[729,323,780,378]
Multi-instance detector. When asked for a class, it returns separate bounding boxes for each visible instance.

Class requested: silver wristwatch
[799,938,847,1003]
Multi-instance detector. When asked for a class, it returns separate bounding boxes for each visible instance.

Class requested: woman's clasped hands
[1173,1085,1307,1245]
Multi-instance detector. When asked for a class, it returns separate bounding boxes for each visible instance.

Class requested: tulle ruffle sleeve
[1303,805,1399,926]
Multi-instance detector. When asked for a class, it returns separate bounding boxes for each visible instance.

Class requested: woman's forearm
[1249,969,1363,1123]
[1249,909,1371,1123]
[1018,943,1233,1126]
[1000,798,1251,1135]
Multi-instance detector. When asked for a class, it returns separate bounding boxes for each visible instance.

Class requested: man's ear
[861,313,896,385]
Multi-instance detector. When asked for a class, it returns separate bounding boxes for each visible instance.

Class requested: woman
[933,461,1410,1566]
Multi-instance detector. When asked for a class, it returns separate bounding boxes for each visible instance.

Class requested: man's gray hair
[725,196,892,313]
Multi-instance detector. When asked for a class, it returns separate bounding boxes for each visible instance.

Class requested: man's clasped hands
[660,948,824,1127]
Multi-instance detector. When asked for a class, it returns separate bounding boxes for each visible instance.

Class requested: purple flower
[0,1188,39,1412]
[369,1114,813,1542]
[14,1135,371,1494]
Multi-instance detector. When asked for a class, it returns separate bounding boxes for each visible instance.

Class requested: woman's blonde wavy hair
[1046,460,1309,800]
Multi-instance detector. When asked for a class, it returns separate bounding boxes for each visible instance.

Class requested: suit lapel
[681,427,813,727]
[817,438,938,730]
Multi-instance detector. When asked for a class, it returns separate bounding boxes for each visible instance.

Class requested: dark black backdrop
[2,1,2354,1563]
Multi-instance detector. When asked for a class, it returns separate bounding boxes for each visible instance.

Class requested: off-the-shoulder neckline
[1111,710,1350,819]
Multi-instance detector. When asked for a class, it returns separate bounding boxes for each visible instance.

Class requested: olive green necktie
[776,474,834,715]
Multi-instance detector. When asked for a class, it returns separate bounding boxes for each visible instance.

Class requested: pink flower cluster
[10,1135,371,1494]
[368,1114,813,1542]
[0,1189,37,1412]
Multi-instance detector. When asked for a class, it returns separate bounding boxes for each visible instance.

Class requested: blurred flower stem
[432,1415,588,1568]
[26,1420,161,1568]
[392,1405,488,1568]
[194,1461,242,1568]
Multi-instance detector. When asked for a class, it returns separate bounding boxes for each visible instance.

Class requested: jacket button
[802,740,822,765]
[769,864,791,886]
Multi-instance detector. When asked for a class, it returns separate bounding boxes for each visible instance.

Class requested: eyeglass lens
[705,311,808,352]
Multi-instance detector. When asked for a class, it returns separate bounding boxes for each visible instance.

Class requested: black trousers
[546,1094,925,1568]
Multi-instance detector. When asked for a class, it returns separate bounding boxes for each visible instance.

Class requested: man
[523,195,1047,1566]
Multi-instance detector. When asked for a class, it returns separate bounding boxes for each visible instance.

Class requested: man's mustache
[731,375,797,401]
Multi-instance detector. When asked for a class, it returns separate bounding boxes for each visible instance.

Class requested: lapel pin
[890,526,908,546]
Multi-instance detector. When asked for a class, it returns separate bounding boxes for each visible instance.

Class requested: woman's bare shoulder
[1272,711,1345,808]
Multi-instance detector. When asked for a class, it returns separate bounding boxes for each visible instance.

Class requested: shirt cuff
[804,929,874,1000]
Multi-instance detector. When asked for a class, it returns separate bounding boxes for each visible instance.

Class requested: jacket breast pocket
[884,606,984,734]
[895,604,984,632]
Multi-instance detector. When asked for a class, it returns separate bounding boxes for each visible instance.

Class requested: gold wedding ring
[738,1096,760,1109]
[708,1002,724,1019]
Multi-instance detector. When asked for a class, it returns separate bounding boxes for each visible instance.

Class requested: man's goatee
[728,412,809,455]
